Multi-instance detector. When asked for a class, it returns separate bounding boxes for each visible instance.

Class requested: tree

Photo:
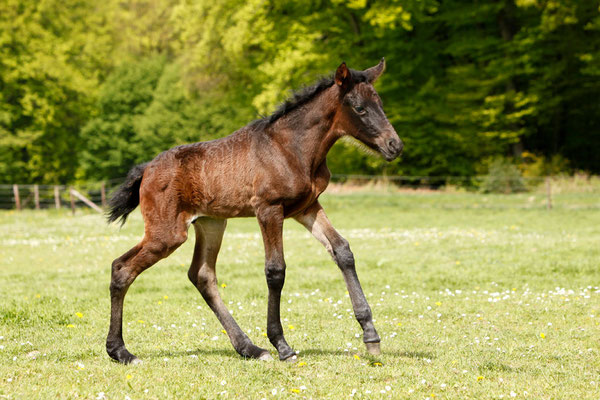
[2,0,599,183]
[79,57,166,180]
[0,0,113,183]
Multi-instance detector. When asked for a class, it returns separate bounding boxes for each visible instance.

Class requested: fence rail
[1,175,599,212]
[0,181,121,212]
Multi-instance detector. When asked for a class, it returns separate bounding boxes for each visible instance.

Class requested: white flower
[96,393,106,400]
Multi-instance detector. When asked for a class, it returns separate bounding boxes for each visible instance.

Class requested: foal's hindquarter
[107,71,388,364]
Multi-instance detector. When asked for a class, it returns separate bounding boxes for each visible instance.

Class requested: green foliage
[80,57,249,180]
[80,57,167,180]
[480,158,526,193]
[1,0,599,183]
[0,0,113,183]
[519,152,570,177]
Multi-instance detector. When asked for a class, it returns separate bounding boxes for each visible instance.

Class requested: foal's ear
[335,62,351,88]
[365,57,386,84]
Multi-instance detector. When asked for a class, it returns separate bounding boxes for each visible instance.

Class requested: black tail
[107,163,148,226]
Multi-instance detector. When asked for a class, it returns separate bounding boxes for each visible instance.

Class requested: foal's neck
[273,85,342,175]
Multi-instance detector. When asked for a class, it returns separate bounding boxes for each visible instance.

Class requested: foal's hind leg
[107,220,188,364]
[188,218,272,360]
[296,202,381,355]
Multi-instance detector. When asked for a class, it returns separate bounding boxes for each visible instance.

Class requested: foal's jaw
[349,128,403,162]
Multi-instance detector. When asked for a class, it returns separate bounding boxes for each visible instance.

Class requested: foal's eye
[354,105,366,114]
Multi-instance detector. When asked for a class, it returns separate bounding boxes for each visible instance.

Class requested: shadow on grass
[300,348,435,359]
[139,347,435,362]
[146,348,239,359]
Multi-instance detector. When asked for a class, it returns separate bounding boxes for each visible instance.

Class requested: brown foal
[106,59,403,364]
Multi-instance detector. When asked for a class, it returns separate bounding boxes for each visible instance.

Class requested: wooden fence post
[69,186,75,215]
[101,182,107,207]
[34,184,40,210]
[54,186,61,209]
[13,184,21,210]
[546,177,552,210]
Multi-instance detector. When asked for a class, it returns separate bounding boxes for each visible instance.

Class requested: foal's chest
[283,165,330,217]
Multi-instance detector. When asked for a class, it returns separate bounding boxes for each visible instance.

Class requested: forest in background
[1,0,599,184]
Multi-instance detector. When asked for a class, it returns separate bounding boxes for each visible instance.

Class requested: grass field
[1,191,599,399]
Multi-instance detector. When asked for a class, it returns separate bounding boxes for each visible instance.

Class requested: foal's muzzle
[379,133,403,161]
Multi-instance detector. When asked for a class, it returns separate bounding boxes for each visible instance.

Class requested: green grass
[1,191,599,399]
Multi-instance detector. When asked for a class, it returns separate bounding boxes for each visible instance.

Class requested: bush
[480,158,526,194]
[519,152,570,177]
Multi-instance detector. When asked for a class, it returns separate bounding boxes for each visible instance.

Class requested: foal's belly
[183,180,256,219]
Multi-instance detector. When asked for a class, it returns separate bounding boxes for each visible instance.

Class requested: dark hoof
[239,343,273,360]
[107,347,141,365]
[279,350,298,362]
[282,354,298,363]
[365,342,381,355]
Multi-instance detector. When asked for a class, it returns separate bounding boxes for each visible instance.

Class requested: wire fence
[331,174,547,189]
[1,174,599,211]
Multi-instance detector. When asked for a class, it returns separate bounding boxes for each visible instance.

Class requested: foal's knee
[333,240,354,270]
[265,260,286,291]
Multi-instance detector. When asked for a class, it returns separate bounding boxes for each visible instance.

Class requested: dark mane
[250,68,369,129]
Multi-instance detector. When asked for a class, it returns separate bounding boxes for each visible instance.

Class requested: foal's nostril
[387,138,403,154]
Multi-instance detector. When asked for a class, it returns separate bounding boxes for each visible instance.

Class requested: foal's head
[334,59,403,161]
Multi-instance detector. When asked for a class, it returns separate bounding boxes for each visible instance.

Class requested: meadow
[1,190,599,399]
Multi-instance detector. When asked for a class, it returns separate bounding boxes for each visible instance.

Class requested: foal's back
[138,127,284,220]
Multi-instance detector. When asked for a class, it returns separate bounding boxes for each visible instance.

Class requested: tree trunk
[497,0,523,158]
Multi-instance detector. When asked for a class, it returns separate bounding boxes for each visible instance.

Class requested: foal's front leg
[296,202,381,355]
[256,205,296,361]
